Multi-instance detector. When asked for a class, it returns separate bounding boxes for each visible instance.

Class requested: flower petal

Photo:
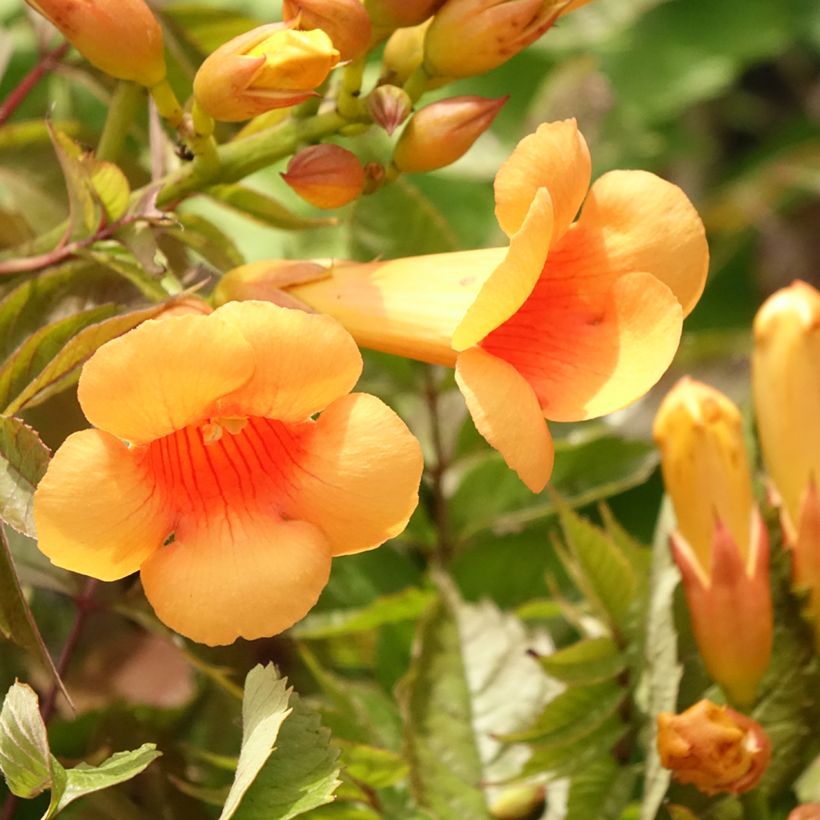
[288,393,423,555]
[214,301,363,421]
[455,347,554,493]
[452,187,554,351]
[481,270,683,422]
[568,169,709,316]
[140,514,331,645]
[494,118,590,240]
[78,314,254,444]
[33,430,172,581]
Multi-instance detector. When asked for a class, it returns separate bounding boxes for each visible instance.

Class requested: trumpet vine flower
[33,302,423,646]
[219,119,708,492]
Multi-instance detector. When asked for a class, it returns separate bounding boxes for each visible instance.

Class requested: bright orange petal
[214,301,362,421]
[78,314,254,444]
[33,430,172,581]
[481,271,682,422]
[455,347,554,492]
[494,119,590,241]
[140,514,331,645]
[567,169,709,316]
[288,393,423,556]
[452,187,554,350]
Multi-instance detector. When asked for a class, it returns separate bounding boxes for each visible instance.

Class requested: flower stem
[0,41,69,127]
[96,81,144,163]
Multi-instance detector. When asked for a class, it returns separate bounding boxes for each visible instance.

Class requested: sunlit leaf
[336,742,408,790]
[0,681,52,799]
[48,125,100,239]
[537,637,626,686]
[89,161,130,223]
[0,416,49,536]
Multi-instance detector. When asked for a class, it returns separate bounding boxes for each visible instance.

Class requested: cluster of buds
[657,700,770,796]
[653,377,772,706]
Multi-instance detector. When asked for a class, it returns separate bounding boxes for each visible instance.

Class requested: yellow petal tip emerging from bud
[282,144,366,209]
[657,700,771,796]
[283,0,372,61]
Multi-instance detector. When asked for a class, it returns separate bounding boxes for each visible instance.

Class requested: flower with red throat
[218,119,708,492]
[33,302,423,646]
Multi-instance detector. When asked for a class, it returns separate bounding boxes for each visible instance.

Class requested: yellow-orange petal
[140,514,331,645]
[33,429,172,581]
[452,187,554,351]
[482,271,682,422]
[288,392,423,555]
[78,313,254,444]
[455,347,554,492]
[214,301,362,421]
[494,118,591,241]
[569,169,709,316]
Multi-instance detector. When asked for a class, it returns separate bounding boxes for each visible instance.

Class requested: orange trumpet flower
[33,303,423,645]
[219,119,708,492]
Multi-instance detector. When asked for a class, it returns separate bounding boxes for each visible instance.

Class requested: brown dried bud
[282,144,366,208]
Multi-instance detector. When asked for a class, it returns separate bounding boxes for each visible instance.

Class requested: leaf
[80,243,172,301]
[165,212,245,271]
[290,587,433,640]
[219,664,293,820]
[3,301,167,415]
[556,504,640,632]
[48,125,100,239]
[566,758,638,820]
[397,582,555,818]
[89,161,130,223]
[0,417,50,536]
[335,742,408,790]
[225,664,341,820]
[208,184,336,231]
[0,529,69,702]
[537,637,626,686]
[45,744,161,819]
[0,681,52,799]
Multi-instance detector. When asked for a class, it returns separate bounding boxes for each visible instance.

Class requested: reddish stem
[0,41,70,127]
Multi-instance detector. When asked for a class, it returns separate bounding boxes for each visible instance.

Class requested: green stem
[740,791,770,820]
[96,81,144,163]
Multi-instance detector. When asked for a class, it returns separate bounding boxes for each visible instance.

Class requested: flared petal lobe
[455,347,554,492]
[34,430,173,581]
[493,118,591,241]
[78,313,254,444]
[140,514,331,645]
[288,393,424,555]
[214,300,363,421]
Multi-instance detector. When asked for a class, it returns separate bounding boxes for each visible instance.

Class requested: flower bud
[654,378,772,705]
[367,85,412,135]
[282,144,366,209]
[282,0,372,61]
[790,805,820,820]
[193,23,340,122]
[381,20,430,86]
[364,0,445,33]
[25,0,165,87]
[423,0,567,79]
[752,280,820,540]
[392,95,506,173]
[657,700,771,796]
[213,260,330,308]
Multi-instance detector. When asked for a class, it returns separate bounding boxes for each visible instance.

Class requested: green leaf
[165,212,245,271]
[89,161,130,223]
[538,637,626,686]
[3,302,167,415]
[80,244,172,301]
[397,582,554,818]
[48,125,100,239]
[290,587,433,640]
[557,504,640,632]
[219,664,293,820]
[227,664,341,820]
[44,744,161,819]
[0,529,69,702]
[0,305,115,414]
[336,742,408,790]
[0,416,49,536]
[208,184,336,231]
[566,758,638,820]
[0,681,52,799]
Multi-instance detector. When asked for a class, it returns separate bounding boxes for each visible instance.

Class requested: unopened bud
[657,701,771,796]
[364,0,445,33]
[424,0,567,79]
[158,297,213,318]
[214,260,330,307]
[193,24,339,122]
[367,85,412,135]
[789,805,820,820]
[392,95,506,173]
[283,0,372,61]
[282,144,365,208]
[381,20,430,86]
[25,0,165,86]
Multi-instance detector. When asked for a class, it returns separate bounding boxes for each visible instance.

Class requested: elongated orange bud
[25,0,165,87]
[283,0,372,61]
[657,701,770,796]
[282,144,366,208]
[424,0,568,79]
[393,95,506,173]
[193,24,339,122]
